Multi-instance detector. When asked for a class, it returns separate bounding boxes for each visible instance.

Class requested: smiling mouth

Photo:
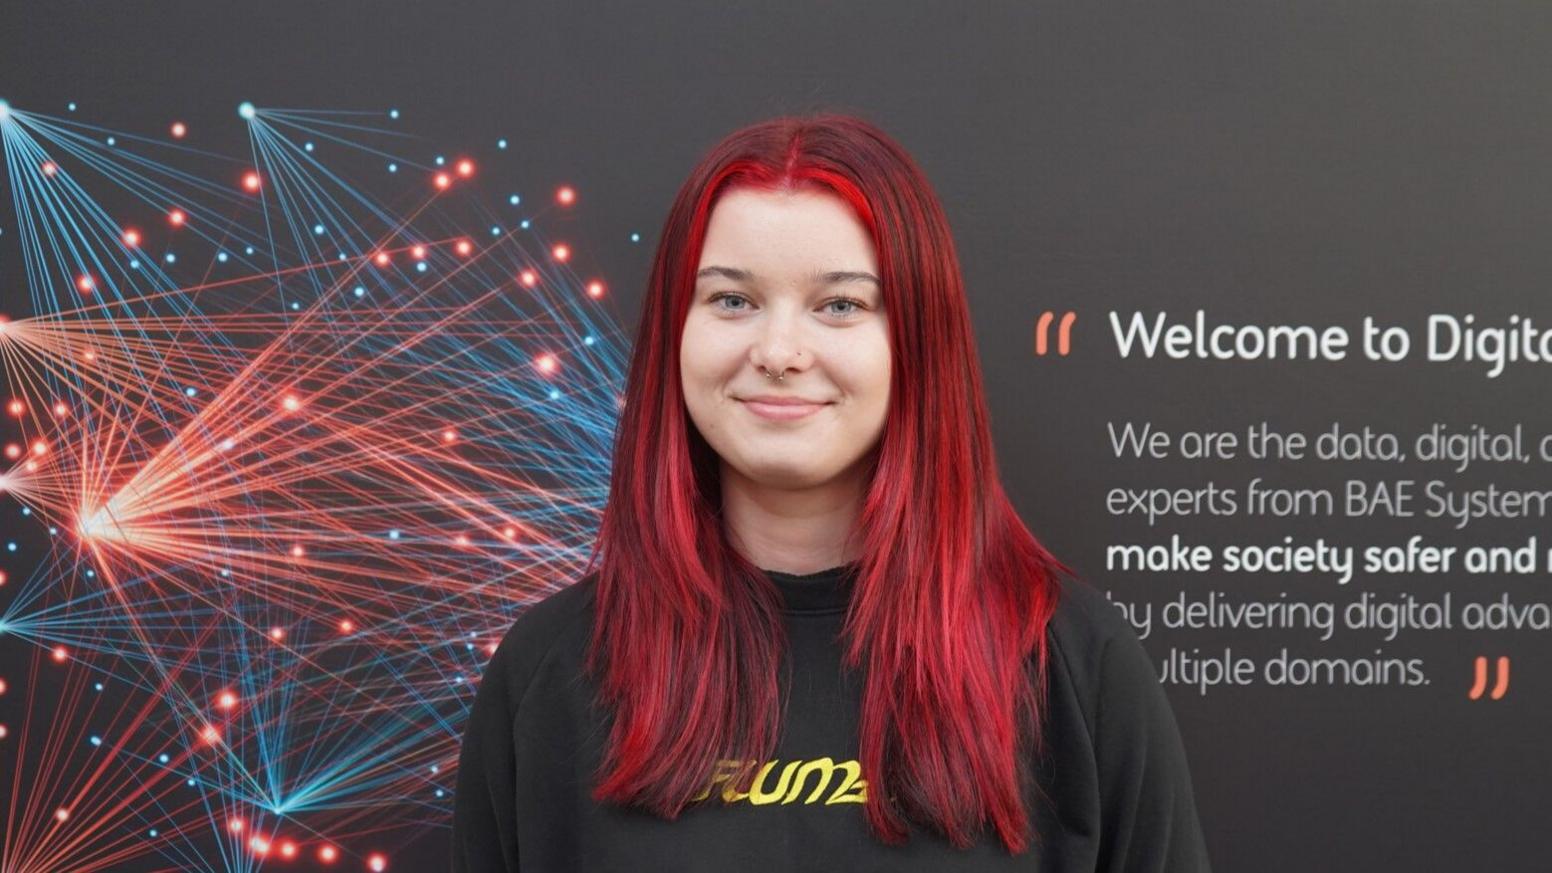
[739,398,829,421]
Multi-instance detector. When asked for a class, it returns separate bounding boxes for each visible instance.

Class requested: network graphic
[0,99,626,871]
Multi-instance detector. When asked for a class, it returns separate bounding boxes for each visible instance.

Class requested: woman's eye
[707,292,866,319]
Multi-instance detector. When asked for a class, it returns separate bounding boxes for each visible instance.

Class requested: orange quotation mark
[1467,655,1510,700]
[1034,311,1077,356]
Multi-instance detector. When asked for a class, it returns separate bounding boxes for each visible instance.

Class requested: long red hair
[582,112,1071,853]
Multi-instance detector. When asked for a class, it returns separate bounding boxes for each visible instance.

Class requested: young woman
[453,113,1212,872]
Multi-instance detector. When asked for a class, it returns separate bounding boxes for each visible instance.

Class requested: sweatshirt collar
[763,562,861,614]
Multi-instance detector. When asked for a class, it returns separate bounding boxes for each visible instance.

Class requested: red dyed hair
[582,113,1072,853]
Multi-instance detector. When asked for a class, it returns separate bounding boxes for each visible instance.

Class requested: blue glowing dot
[431,764,439,773]
[238,101,256,119]
[435,155,445,166]
[106,136,116,146]
[90,736,102,746]
[95,683,104,691]
[491,226,501,236]
[416,262,428,272]
[9,542,18,552]
[353,286,365,298]
[185,387,197,397]
[388,163,398,173]
[291,301,300,310]
[584,335,595,346]
[129,260,139,270]
[389,108,400,119]
[165,253,176,264]
[221,569,231,577]
[631,232,641,243]
[217,252,228,263]
[187,779,196,787]
[68,102,77,111]
[454,676,464,684]
[86,569,94,577]
[313,224,325,235]
[498,138,508,149]
[466,642,474,651]
[521,220,531,229]
[305,142,315,152]
[436,789,445,798]
[159,753,170,763]
[149,829,158,837]
[549,389,561,400]
[48,526,57,535]
[338,253,347,261]
[21,507,30,515]
[245,246,255,255]
[388,529,400,540]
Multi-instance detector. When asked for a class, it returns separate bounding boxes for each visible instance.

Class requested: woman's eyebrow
[696,265,880,286]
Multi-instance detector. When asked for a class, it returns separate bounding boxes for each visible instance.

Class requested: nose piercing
[760,366,786,383]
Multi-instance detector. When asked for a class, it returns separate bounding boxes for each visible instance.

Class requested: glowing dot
[0,725,7,739]
[53,402,68,416]
[435,155,445,165]
[55,808,69,822]
[367,853,388,871]
[339,619,355,634]
[305,141,315,152]
[353,286,365,298]
[218,691,237,710]
[388,108,400,119]
[170,121,186,138]
[586,280,606,299]
[442,428,457,443]
[280,841,298,859]
[411,245,427,261]
[387,163,397,173]
[0,570,7,585]
[551,243,571,262]
[52,646,67,662]
[270,626,285,641]
[0,678,6,694]
[556,185,576,206]
[498,138,508,149]
[630,232,641,242]
[90,736,101,746]
[535,353,558,375]
[455,239,473,256]
[313,223,325,235]
[250,836,270,855]
[76,274,94,293]
[281,394,302,412]
[168,208,186,227]
[122,228,141,247]
[318,845,339,863]
[2,445,14,459]
[238,101,256,119]
[242,171,261,192]
[41,161,58,177]
[434,172,451,190]
[502,526,516,540]
[228,818,245,834]
[373,251,390,267]
[164,252,177,264]
[456,158,475,177]
[519,270,537,287]
[508,194,520,205]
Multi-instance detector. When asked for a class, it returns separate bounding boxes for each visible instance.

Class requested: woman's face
[681,186,891,493]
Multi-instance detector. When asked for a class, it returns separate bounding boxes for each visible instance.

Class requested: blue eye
[706,292,868,319]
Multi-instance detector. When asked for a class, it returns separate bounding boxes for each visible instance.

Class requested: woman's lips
[740,399,828,420]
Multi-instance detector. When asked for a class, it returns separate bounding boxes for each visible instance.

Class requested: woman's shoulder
[482,572,599,702]
[1043,574,1163,722]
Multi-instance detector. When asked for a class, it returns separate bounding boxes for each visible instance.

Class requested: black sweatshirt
[452,564,1212,872]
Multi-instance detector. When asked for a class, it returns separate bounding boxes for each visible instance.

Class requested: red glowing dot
[228,818,245,834]
[556,185,576,206]
[55,808,69,822]
[411,245,427,261]
[249,836,271,855]
[170,121,187,138]
[551,243,570,262]
[242,171,262,192]
[52,646,68,663]
[218,691,238,710]
[202,724,222,745]
[290,544,304,558]
[1,445,15,460]
[373,250,391,267]
[168,208,187,227]
[501,526,516,539]
[281,394,301,412]
[441,428,457,443]
[83,350,96,362]
[269,626,285,641]
[434,172,451,190]
[519,270,537,288]
[535,353,558,375]
[0,725,7,740]
[586,280,606,299]
[31,440,47,456]
[318,845,339,863]
[76,274,95,293]
[280,841,298,859]
[367,853,388,872]
[122,228,141,247]
[6,400,22,416]
[0,678,7,694]
[456,158,475,177]
[41,161,58,177]
[0,571,6,587]
[339,619,355,634]
[454,534,470,547]
[455,239,473,256]
[53,402,68,417]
